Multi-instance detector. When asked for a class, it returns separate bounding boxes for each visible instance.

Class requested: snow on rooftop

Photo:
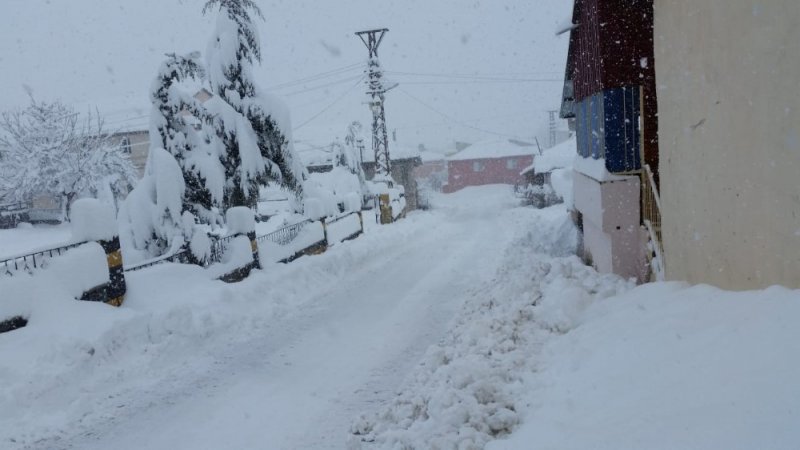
[419,149,448,163]
[297,142,421,168]
[573,154,635,182]
[448,138,536,161]
[523,136,576,174]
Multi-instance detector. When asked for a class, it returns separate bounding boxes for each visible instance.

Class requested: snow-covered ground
[2,184,799,450]
[0,223,72,260]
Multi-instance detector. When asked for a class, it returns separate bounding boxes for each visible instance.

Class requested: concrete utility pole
[355,28,396,185]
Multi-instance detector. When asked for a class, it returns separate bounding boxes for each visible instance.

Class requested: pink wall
[574,170,647,282]
[443,155,532,193]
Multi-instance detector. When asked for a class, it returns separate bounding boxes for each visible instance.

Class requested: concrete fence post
[218,207,260,283]
[72,199,127,307]
[379,193,392,224]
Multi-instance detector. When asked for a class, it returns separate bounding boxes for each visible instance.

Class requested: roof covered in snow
[447,138,536,161]
[522,136,576,175]
[297,142,421,168]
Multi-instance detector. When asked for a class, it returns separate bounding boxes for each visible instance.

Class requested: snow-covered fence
[0,201,30,229]
[205,208,261,283]
[258,219,313,246]
[0,315,27,334]
[123,247,190,272]
[258,219,327,264]
[325,211,364,243]
[71,199,127,307]
[1,241,88,278]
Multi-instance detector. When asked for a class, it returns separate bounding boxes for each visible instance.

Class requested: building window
[120,136,132,154]
[472,161,485,172]
[506,159,518,170]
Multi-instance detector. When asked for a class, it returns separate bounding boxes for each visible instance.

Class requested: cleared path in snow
[37,186,521,450]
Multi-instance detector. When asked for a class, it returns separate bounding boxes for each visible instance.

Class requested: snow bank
[489,283,800,450]
[70,198,118,242]
[0,242,111,326]
[303,166,363,219]
[350,205,632,449]
[226,207,255,236]
[326,213,362,244]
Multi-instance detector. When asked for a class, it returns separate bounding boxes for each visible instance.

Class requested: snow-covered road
[9,186,522,449]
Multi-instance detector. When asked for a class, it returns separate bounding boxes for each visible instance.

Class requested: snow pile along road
[489,281,800,450]
[350,204,632,449]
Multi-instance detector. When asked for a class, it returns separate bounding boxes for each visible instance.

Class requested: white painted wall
[654,0,800,289]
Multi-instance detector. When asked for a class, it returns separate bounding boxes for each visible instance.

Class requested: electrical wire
[283,74,365,97]
[266,63,363,91]
[293,75,366,132]
[384,70,562,82]
[395,79,561,86]
[397,87,529,141]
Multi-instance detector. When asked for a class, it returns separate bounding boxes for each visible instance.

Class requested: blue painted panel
[590,93,604,159]
[603,87,641,172]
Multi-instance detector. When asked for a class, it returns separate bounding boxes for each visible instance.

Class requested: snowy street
[73,189,517,450]
[3,0,799,448]
[3,188,800,450]
[2,186,528,449]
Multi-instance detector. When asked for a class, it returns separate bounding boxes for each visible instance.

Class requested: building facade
[561,0,658,283]
[654,0,800,289]
[443,139,535,193]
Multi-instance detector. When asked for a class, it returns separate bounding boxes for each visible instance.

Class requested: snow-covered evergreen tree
[0,94,136,219]
[150,52,224,227]
[203,0,305,210]
[119,52,228,261]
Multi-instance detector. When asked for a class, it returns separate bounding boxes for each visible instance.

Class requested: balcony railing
[641,163,664,280]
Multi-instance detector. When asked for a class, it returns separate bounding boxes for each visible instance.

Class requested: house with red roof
[442,139,536,193]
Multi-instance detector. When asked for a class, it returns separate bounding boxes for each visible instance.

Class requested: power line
[395,79,561,86]
[385,70,561,82]
[394,110,543,131]
[397,87,528,141]
[283,75,364,97]
[293,75,365,131]
[266,63,363,90]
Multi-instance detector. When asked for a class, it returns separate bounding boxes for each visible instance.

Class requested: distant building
[560,0,659,283]
[298,142,423,211]
[442,139,535,193]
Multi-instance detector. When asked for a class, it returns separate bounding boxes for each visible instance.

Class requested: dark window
[120,136,132,154]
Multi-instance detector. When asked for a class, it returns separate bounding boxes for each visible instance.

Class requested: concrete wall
[654,0,800,289]
[109,131,149,177]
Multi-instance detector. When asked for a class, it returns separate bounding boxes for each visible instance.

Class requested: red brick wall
[443,155,533,193]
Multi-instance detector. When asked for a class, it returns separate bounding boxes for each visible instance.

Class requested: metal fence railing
[2,213,364,278]
[257,219,313,246]
[123,247,190,273]
[1,241,88,277]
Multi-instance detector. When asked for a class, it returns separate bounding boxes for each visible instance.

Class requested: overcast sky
[1,0,571,151]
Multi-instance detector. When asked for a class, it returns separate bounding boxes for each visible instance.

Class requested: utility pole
[548,110,558,148]
[355,28,396,185]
